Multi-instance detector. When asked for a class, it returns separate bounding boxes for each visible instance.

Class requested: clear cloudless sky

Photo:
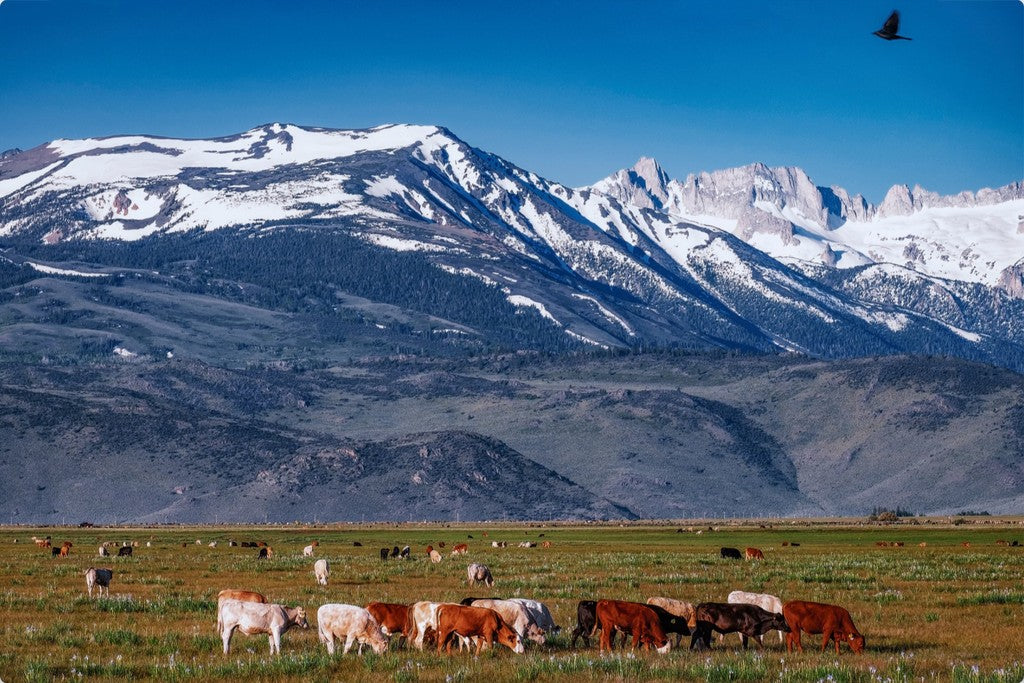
[0,0,1020,202]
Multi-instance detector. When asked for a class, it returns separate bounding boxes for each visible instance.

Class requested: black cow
[570,600,598,648]
[646,603,692,647]
[117,546,133,557]
[352,541,362,547]
[257,547,270,559]
[720,547,742,560]
[51,547,61,557]
[690,602,790,651]
[380,547,390,561]
[390,546,400,558]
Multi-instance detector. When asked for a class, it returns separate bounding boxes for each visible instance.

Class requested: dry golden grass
[1,520,1022,681]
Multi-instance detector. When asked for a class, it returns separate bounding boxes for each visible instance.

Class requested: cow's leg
[821,630,832,653]
[343,633,356,655]
[741,633,748,649]
[324,631,336,655]
[598,621,612,652]
[748,632,765,649]
[221,626,234,655]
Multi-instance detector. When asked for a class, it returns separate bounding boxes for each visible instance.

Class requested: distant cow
[690,602,790,651]
[783,600,864,654]
[303,542,318,557]
[380,547,390,561]
[400,545,411,559]
[467,563,493,587]
[391,546,400,558]
[117,546,132,557]
[593,600,671,654]
[216,589,267,634]
[366,602,410,643]
[317,603,388,655]
[314,559,330,586]
[51,547,61,557]
[519,541,537,548]
[85,567,113,598]
[34,536,52,548]
[429,550,442,564]
[435,604,524,655]
[218,600,308,655]
[745,547,764,560]
[727,591,785,644]
[257,547,272,560]
[59,542,73,557]
[451,543,468,556]
[720,547,742,560]
[570,600,597,648]
[98,545,109,557]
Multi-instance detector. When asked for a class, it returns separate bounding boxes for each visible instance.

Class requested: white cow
[85,567,113,598]
[217,599,309,655]
[727,590,785,644]
[429,550,442,564]
[314,559,330,586]
[98,545,109,557]
[507,598,559,634]
[467,563,494,587]
[303,544,316,557]
[317,604,388,655]
[467,599,546,645]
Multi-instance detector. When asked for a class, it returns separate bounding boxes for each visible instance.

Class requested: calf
[85,567,113,598]
[218,600,308,655]
[593,600,671,653]
[467,563,493,587]
[366,602,410,644]
[317,603,388,655]
[727,590,786,644]
[435,604,524,655]
[690,602,790,651]
[314,559,330,586]
[783,600,865,654]
[720,547,742,560]
[571,600,597,647]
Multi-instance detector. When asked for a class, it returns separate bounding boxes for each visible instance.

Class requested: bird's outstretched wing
[882,10,901,35]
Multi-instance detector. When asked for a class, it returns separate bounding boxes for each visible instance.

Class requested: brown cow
[593,600,671,654]
[34,536,52,548]
[59,542,73,558]
[783,600,864,654]
[451,543,469,556]
[745,547,764,560]
[366,602,410,643]
[435,604,524,655]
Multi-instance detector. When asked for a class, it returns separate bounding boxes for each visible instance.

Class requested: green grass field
[1,520,1022,681]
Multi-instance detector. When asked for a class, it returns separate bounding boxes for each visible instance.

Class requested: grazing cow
[216,589,267,634]
[380,547,390,561]
[593,600,671,654]
[962,542,971,548]
[727,591,786,644]
[465,599,546,645]
[519,541,537,548]
[117,546,132,557]
[467,563,494,587]
[745,547,764,560]
[492,541,508,548]
[507,598,559,635]
[314,559,330,586]
[400,545,411,559]
[51,547,61,557]
[303,544,316,557]
[429,549,442,564]
[34,536,52,548]
[783,600,864,654]
[570,600,597,647]
[643,603,691,646]
[690,602,790,651]
[85,567,113,598]
[541,541,552,548]
[646,597,698,645]
[391,546,400,558]
[790,542,801,547]
[352,541,362,547]
[720,547,742,560]
[439,542,446,548]
[366,602,410,644]
[435,604,524,655]
[317,603,388,655]
[919,542,928,547]
[208,541,218,548]
[257,547,272,560]
[217,599,308,655]
[451,543,468,556]
[98,545,109,557]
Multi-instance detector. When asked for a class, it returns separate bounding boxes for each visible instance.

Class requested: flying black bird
[874,10,912,41]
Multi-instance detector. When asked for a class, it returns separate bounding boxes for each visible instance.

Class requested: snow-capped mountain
[1,123,1022,369]
[590,157,1024,289]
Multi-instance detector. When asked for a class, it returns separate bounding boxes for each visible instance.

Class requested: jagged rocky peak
[997,259,1024,299]
[591,156,670,210]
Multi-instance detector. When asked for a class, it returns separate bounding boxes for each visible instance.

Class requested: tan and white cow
[314,559,330,586]
[317,603,388,655]
[217,599,308,655]
[465,599,546,645]
[215,589,267,635]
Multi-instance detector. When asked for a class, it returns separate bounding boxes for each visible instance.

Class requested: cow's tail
[405,608,419,648]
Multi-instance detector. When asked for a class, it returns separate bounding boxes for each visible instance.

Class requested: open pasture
[1,522,1022,681]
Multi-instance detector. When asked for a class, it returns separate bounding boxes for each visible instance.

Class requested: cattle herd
[42,535,871,661]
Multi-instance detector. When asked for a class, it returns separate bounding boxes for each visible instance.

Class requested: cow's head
[848,632,865,654]
[497,623,525,654]
[293,607,309,629]
[369,628,389,655]
[525,623,546,645]
[768,613,791,633]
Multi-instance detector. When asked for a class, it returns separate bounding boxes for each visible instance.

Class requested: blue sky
[0,0,1020,202]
